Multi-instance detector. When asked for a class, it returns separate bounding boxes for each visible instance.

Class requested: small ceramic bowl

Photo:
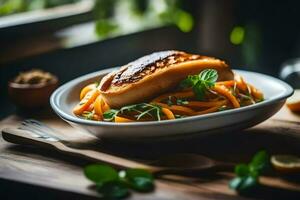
[8,77,59,109]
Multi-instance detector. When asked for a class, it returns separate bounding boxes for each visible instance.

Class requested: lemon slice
[271,155,300,173]
[286,90,300,112]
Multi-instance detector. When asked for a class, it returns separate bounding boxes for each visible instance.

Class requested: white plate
[50,68,293,140]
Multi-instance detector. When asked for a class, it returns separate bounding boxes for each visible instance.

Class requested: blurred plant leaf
[95,19,118,37]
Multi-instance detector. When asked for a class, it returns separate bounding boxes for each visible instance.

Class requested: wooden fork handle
[1,127,58,149]
[1,127,161,172]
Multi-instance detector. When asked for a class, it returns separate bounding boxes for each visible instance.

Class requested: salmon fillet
[99,50,233,108]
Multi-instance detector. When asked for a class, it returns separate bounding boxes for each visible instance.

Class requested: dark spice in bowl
[8,69,59,109]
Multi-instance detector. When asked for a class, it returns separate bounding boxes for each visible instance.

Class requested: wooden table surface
[1,106,300,200]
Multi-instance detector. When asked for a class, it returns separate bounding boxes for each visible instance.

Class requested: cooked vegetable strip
[115,116,134,123]
[248,84,263,100]
[80,83,97,100]
[216,80,235,87]
[235,74,247,92]
[94,96,104,117]
[152,90,194,103]
[196,106,221,115]
[212,85,240,108]
[73,89,100,115]
[185,100,227,108]
[161,108,175,120]
[155,102,195,115]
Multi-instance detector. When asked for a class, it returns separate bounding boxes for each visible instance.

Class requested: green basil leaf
[199,69,218,86]
[229,176,258,192]
[234,164,249,177]
[180,75,199,88]
[193,82,206,100]
[249,150,269,174]
[229,177,243,190]
[238,176,258,192]
[125,169,154,192]
[84,164,119,184]
[229,150,269,193]
[97,180,129,199]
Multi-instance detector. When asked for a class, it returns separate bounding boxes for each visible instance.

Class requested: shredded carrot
[115,116,134,123]
[87,103,94,112]
[94,96,104,117]
[248,84,263,100]
[94,96,110,120]
[186,100,227,108]
[216,81,235,87]
[102,101,110,113]
[213,85,240,108]
[73,89,100,115]
[161,108,175,119]
[93,114,102,121]
[155,102,195,115]
[152,90,194,102]
[235,75,247,92]
[195,106,220,115]
[80,83,96,100]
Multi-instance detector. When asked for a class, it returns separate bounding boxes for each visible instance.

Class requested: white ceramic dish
[50,68,293,140]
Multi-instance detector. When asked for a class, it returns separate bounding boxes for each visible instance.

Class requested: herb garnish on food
[84,164,154,199]
[180,69,218,100]
[82,111,94,120]
[229,150,270,193]
[103,103,162,121]
[166,96,189,106]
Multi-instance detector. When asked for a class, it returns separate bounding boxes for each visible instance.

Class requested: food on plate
[99,50,234,108]
[73,50,263,122]
[286,90,300,112]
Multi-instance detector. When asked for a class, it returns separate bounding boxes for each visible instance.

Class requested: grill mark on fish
[111,50,202,86]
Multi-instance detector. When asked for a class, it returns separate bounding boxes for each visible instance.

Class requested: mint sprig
[180,69,218,100]
[84,164,154,198]
[229,150,270,193]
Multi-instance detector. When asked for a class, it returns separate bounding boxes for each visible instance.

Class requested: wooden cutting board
[1,106,300,200]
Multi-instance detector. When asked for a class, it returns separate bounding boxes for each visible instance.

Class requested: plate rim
[50,68,294,127]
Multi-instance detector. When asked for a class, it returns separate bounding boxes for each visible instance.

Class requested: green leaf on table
[124,169,154,192]
[97,180,129,199]
[229,176,258,192]
[249,150,269,173]
[238,176,258,191]
[234,164,249,177]
[84,164,118,184]
[229,150,270,193]
[83,164,155,198]
[229,177,243,190]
